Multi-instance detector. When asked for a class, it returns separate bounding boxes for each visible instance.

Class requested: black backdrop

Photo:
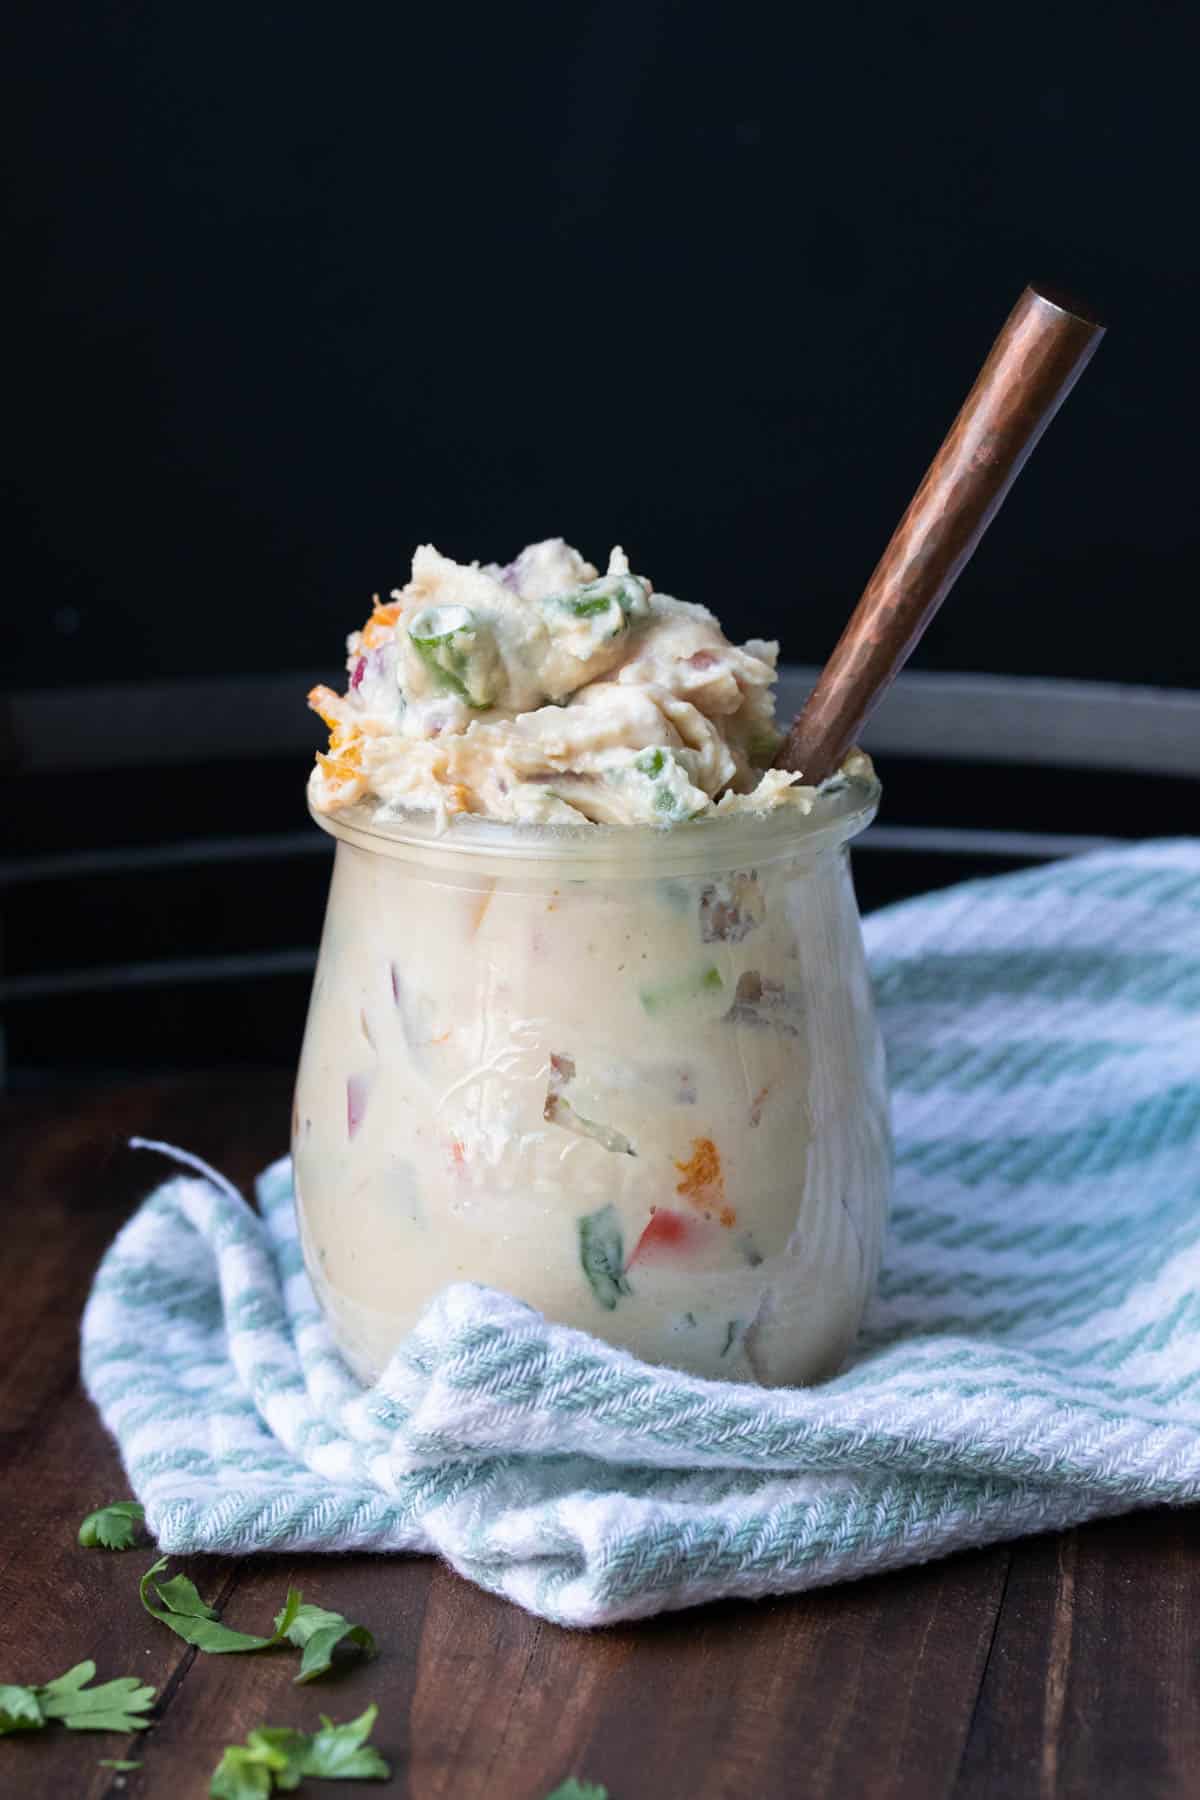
[4,0,1199,693]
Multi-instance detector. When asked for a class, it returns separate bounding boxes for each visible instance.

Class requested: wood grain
[954,1513,1200,1800]
[0,1078,282,1800]
[2,1073,1197,1799]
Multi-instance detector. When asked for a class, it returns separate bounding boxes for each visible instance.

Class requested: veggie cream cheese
[293,539,890,1386]
[308,538,854,826]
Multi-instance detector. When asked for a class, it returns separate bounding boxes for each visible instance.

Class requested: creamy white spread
[292,804,890,1386]
[308,538,834,827]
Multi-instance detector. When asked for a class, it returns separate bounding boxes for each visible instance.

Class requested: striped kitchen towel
[81,839,1200,1626]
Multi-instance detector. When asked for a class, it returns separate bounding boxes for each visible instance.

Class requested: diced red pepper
[628,1207,713,1266]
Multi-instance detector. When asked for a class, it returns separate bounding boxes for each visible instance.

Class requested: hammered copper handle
[776,284,1105,784]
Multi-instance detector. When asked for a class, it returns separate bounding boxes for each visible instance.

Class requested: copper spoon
[775,283,1106,785]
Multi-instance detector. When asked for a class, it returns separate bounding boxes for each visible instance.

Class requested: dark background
[3,0,1198,1081]
[5,0,1199,692]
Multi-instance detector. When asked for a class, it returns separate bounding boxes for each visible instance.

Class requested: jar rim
[306,770,881,875]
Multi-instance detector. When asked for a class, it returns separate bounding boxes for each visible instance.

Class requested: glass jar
[292,775,890,1387]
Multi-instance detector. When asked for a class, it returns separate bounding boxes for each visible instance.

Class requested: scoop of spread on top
[308,539,854,827]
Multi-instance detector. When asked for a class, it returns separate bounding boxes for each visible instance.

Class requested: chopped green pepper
[635,747,667,778]
[542,572,651,657]
[577,1204,633,1310]
[640,963,724,1016]
[622,746,707,822]
[553,572,649,622]
[408,604,499,707]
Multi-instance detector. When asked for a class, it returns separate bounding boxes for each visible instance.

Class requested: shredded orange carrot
[309,677,370,803]
[360,597,402,648]
[674,1137,734,1223]
[307,684,345,731]
[316,739,363,776]
[315,738,367,805]
[674,1136,722,1198]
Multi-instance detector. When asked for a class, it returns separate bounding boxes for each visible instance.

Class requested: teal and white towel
[82,841,1200,1626]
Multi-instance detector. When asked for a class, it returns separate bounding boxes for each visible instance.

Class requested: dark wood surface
[2,1072,1197,1800]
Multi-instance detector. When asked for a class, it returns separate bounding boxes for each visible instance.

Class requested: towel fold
[82,840,1200,1625]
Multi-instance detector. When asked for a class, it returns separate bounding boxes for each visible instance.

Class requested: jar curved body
[292,793,891,1386]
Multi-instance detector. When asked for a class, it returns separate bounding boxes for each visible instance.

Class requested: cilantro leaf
[140,1560,371,1683]
[140,1558,300,1655]
[545,1784,609,1800]
[39,1661,157,1732]
[0,1684,44,1734]
[139,1558,373,1686]
[150,1568,221,1620]
[99,1760,143,1771]
[210,1705,389,1796]
[210,1733,292,1799]
[277,1603,376,1684]
[298,1705,389,1779]
[78,1500,146,1551]
[0,1662,156,1736]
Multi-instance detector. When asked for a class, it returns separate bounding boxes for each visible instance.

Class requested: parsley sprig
[6,1514,603,1793]
[282,1604,378,1685]
[140,1559,375,1681]
[210,1703,389,1797]
[0,1661,156,1736]
[78,1501,146,1552]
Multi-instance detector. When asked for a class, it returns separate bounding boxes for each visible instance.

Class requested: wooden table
[4,1073,1199,1800]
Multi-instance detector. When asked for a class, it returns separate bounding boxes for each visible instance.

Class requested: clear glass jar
[292,775,890,1387]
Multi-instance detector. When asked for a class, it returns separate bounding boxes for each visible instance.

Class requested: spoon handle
[776,284,1105,784]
